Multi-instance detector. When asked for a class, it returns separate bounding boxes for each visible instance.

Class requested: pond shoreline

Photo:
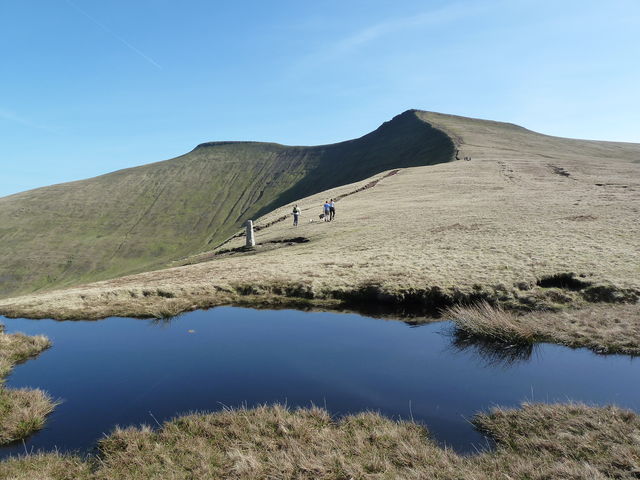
[2,275,638,356]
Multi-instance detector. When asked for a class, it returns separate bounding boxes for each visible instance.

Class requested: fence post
[245,220,255,247]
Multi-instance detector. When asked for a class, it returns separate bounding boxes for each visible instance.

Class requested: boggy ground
[1,111,639,351]
[0,326,56,445]
[1,403,639,479]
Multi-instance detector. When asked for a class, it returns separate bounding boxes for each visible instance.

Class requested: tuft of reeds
[0,388,59,445]
[0,325,51,367]
[446,301,538,345]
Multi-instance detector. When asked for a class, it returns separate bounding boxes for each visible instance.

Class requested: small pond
[1,306,639,458]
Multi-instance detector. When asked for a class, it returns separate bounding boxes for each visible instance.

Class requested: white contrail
[64,0,162,69]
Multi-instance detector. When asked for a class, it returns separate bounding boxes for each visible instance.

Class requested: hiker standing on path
[329,199,336,221]
[292,204,301,226]
[323,200,331,221]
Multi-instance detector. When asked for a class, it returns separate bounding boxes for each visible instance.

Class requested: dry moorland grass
[447,301,538,345]
[0,111,638,350]
[0,326,50,377]
[0,325,57,445]
[0,388,57,445]
[447,301,640,355]
[0,403,638,479]
[471,402,640,479]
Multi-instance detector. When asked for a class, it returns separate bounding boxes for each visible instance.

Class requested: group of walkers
[323,199,336,222]
[291,199,335,226]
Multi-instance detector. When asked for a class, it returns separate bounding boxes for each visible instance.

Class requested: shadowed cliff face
[0,110,454,298]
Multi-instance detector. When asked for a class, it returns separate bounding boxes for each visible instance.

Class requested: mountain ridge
[0,109,455,298]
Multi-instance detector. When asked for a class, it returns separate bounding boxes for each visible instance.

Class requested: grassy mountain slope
[0,111,453,298]
[2,110,638,322]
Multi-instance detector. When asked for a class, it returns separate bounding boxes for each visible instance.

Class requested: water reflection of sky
[1,307,638,458]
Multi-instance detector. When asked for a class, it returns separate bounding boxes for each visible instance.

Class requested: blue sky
[1,0,639,197]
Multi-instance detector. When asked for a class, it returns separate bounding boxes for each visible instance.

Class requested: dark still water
[1,307,639,458]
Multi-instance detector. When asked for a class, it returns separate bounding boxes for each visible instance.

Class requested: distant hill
[0,110,454,298]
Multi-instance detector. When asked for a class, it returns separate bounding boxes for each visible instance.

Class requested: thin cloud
[65,0,162,69]
[0,108,58,133]
[292,1,498,74]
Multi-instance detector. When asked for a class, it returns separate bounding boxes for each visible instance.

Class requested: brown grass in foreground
[1,403,639,479]
[447,302,640,355]
[473,403,640,479]
[0,388,58,445]
[0,325,57,445]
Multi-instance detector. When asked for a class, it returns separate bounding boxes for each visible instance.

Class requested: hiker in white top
[292,205,301,226]
[329,199,335,221]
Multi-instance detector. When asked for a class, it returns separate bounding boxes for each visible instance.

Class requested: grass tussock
[0,388,59,445]
[0,324,57,445]
[2,403,639,479]
[0,325,50,377]
[447,301,538,345]
[447,301,640,355]
[0,324,51,379]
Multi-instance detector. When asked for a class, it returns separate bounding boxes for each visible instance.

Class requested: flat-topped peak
[193,140,285,151]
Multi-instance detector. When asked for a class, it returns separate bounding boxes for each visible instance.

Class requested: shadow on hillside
[250,111,455,223]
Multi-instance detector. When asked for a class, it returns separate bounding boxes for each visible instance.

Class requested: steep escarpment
[0,110,454,298]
